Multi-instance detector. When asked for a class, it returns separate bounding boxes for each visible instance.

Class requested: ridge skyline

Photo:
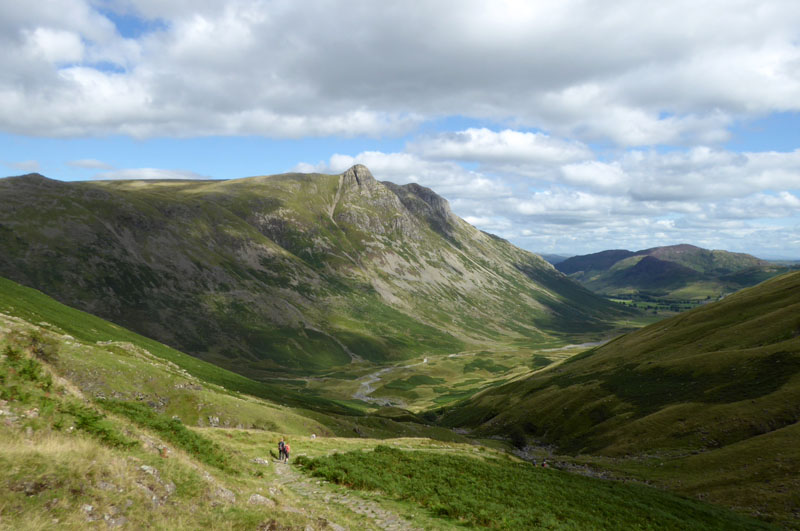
[5,167,798,262]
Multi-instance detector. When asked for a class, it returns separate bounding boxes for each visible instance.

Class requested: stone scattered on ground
[248,493,276,507]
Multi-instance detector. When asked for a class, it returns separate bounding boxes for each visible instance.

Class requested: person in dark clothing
[278,437,286,461]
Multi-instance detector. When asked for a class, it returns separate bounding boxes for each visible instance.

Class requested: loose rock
[248,494,276,507]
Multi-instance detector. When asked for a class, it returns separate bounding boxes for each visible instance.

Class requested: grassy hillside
[0,276,363,417]
[441,271,800,526]
[0,167,632,381]
[0,278,769,529]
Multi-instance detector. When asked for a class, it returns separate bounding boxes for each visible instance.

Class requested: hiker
[278,437,286,462]
[541,459,548,468]
[284,441,291,464]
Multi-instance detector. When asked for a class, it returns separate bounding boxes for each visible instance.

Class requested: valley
[0,273,784,529]
[5,4,800,529]
[441,270,800,527]
[309,345,579,411]
[1,166,798,529]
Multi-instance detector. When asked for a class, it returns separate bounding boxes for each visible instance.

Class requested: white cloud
[410,128,592,165]
[1,1,800,142]
[4,160,41,173]
[560,161,629,193]
[67,159,115,169]
[93,168,210,180]
[23,27,85,64]
[718,191,800,219]
[551,147,800,201]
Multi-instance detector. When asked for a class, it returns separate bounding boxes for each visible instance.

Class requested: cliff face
[0,166,630,377]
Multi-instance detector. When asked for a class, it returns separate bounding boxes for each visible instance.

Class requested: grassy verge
[296,446,771,529]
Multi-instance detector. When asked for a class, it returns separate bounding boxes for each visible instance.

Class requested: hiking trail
[272,459,421,531]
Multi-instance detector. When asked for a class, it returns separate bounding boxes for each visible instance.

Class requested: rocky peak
[401,183,453,220]
[341,164,378,190]
[382,181,457,240]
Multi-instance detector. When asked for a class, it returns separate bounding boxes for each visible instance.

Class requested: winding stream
[352,358,429,406]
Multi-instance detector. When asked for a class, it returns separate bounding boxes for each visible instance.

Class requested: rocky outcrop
[383,181,457,240]
[335,165,421,239]
[340,164,386,193]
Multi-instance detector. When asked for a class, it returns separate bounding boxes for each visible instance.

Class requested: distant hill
[555,243,787,299]
[556,249,637,275]
[441,270,800,525]
[538,253,572,265]
[0,166,631,379]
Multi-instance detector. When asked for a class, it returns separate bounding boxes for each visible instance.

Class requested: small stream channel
[352,358,429,406]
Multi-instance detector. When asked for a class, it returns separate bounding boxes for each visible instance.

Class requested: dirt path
[273,460,421,531]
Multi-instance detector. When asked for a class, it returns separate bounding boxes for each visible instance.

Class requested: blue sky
[2,1,800,258]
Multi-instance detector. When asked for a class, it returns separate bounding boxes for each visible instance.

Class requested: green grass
[0,276,363,417]
[463,358,511,373]
[383,375,446,391]
[443,271,800,448]
[0,353,308,530]
[98,400,232,471]
[296,446,771,529]
[59,402,139,450]
[530,354,554,369]
[1,339,136,451]
[440,271,800,525]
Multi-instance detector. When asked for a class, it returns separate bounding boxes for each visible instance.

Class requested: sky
[2,1,800,259]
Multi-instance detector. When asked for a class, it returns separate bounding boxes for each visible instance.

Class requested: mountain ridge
[0,166,632,380]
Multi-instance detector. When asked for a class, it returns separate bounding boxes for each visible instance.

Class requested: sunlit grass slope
[0,275,361,416]
[0,274,481,441]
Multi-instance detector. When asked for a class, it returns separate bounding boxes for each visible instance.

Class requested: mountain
[0,166,631,379]
[556,244,784,298]
[441,270,800,525]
